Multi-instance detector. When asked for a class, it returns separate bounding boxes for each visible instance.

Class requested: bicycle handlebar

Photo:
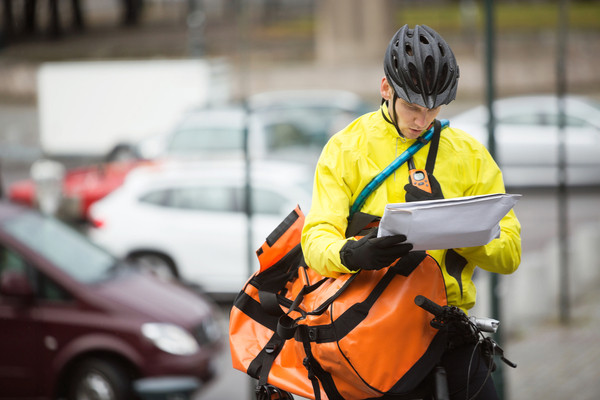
[414,294,517,378]
[415,295,500,333]
[414,295,444,317]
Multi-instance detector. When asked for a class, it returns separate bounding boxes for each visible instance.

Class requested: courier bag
[229,122,448,400]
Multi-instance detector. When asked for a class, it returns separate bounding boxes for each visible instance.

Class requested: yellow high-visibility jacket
[301,105,521,312]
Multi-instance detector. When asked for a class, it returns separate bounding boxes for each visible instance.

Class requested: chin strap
[380,95,405,139]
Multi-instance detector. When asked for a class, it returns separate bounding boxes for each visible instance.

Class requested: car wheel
[67,358,132,400]
[127,252,178,280]
[104,142,140,162]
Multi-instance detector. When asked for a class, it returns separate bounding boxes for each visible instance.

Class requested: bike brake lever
[500,356,517,368]
[486,338,518,369]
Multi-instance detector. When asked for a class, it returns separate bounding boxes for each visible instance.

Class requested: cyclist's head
[383,25,459,109]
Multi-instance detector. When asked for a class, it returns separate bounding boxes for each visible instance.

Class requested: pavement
[504,282,600,400]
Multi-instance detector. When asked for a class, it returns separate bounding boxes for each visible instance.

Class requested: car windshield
[260,106,358,150]
[165,105,364,157]
[3,213,117,284]
[168,126,244,154]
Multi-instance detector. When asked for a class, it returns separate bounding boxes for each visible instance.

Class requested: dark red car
[0,200,223,399]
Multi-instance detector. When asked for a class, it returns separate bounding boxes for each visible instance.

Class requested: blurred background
[0,0,599,399]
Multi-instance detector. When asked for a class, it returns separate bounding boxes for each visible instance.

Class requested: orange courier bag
[229,206,448,400]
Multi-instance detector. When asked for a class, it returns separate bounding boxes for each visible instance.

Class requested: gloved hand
[340,229,413,271]
[404,172,444,202]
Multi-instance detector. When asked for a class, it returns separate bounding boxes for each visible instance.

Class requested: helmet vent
[419,35,430,45]
[408,63,421,93]
[405,44,413,56]
[438,43,445,57]
[424,56,435,94]
[437,64,449,92]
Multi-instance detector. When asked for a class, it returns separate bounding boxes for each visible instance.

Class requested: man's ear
[380,77,393,101]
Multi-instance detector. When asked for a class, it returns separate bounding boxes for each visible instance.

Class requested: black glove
[340,230,413,271]
[404,172,444,202]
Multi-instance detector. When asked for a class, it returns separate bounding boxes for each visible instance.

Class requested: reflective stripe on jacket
[301,105,521,312]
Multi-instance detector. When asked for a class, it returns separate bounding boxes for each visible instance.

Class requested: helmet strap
[380,93,406,140]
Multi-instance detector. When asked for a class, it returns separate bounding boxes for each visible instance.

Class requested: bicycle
[256,295,517,400]
[414,295,517,400]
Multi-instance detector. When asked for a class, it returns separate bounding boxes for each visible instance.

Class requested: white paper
[378,193,521,251]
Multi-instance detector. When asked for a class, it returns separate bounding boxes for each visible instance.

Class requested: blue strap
[349,119,449,218]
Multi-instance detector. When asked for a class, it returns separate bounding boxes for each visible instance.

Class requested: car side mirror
[0,270,34,300]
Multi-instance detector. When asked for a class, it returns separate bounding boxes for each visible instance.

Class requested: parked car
[0,200,223,400]
[86,160,314,300]
[8,159,156,222]
[7,90,369,223]
[450,94,600,187]
[137,89,373,164]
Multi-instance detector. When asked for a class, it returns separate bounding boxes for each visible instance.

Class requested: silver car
[451,95,600,187]
[86,160,314,301]
[136,89,372,165]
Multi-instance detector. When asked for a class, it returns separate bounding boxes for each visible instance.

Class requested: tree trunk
[71,0,85,30]
[48,0,62,38]
[2,0,14,43]
[24,0,38,35]
[122,0,145,26]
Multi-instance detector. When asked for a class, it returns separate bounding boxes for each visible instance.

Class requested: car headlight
[141,323,199,356]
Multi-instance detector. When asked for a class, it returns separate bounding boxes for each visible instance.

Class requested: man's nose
[414,110,428,127]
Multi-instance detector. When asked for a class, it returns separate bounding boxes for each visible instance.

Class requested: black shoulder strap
[425,119,442,174]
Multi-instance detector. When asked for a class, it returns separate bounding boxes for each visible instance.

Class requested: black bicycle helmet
[384,25,459,109]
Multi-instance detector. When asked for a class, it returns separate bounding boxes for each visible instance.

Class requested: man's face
[380,77,442,139]
[392,97,441,139]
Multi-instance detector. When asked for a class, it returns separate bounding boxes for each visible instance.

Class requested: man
[301,24,521,399]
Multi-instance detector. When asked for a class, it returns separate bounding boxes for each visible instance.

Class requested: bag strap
[248,332,286,385]
[298,326,345,400]
[349,119,448,219]
[409,118,442,173]
[425,119,442,175]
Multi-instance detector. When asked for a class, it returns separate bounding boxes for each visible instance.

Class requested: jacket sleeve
[301,141,357,278]
[453,146,522,275]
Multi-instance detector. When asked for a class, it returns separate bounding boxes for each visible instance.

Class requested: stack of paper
[378,193,521,251]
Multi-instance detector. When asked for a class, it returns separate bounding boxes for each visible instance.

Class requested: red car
[8,159,155,221]
[0,200,223,399]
